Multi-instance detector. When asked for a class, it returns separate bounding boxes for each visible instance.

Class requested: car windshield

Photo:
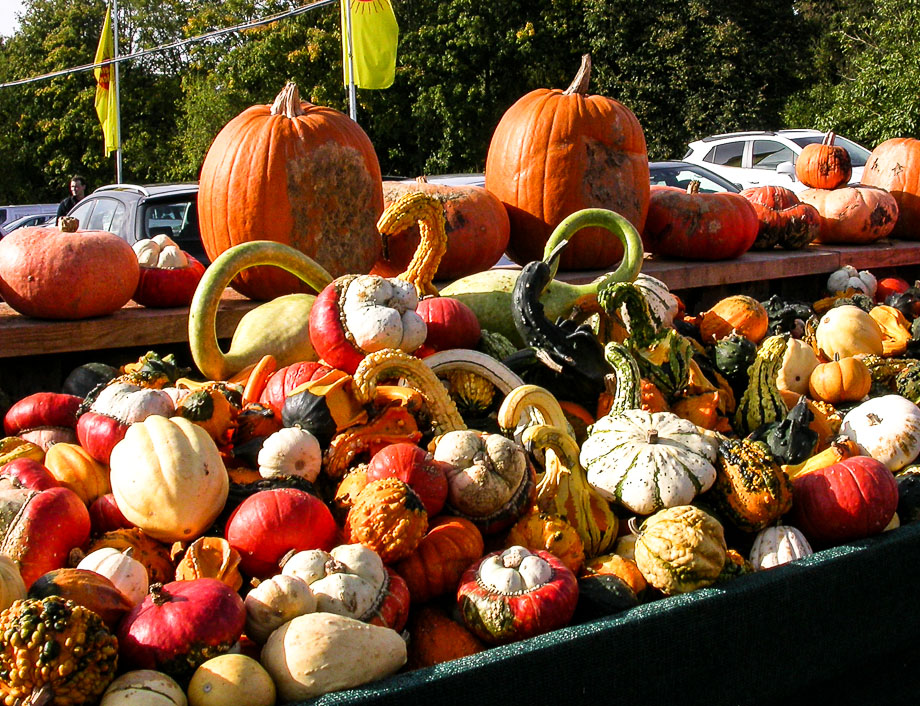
[141,195,202,259]
[791,135,871,167]
[650,166,738,193]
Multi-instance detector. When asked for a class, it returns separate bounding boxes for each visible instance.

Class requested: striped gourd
[579,409,719,515]
[619,274,679,333]
[733,334,788,436]
[863,354,917,388]
[602,342,641,416]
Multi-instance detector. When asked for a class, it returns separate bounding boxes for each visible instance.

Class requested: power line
[0,0,338,90]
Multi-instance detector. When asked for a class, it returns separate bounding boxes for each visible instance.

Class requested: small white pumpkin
[0,554,27,612]
[282,544,389,622]
[100,669,187,706]
[244,574,317,644]
[580,409,719,515]
[156,244,188,269]
[775,338,819,395]
[133,239,161,267]
[151,232,178,250]
[341,275,427,354]
[827,265,877,297]
[260,612,406,702]
[840,394,920,471]
[257,427,322,482]
[77,546,149,606]
[748,524,813,570]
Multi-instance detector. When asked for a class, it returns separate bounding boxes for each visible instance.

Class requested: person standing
[56,175,87,218]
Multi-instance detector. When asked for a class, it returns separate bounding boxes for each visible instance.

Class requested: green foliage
[0,0,912,205]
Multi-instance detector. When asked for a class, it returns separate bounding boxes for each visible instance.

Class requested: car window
[86,198,126,234]
[68,200,95,229]
[650,167,732,193]
[707,142,745,168]
[752,140,794,170]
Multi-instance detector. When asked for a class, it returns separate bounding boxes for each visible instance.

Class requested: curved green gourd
[188,241,333,381]
[439,208,644,346]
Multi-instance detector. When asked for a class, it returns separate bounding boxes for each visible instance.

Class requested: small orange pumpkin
[583,552,647,595]
[344,478,428,563]
[808,355,872,404]
[795,132,853,189]
[406,603,485,670]
[699,294,769,344]
[393,515,484,603]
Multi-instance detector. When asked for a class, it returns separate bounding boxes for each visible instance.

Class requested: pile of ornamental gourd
[2,256,920,706]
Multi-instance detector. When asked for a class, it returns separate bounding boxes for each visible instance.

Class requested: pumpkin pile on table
[2,186,920,704]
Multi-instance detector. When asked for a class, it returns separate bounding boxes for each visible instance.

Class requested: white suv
[683,129,871,193]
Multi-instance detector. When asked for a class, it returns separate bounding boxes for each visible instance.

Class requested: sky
[0,0,24,38]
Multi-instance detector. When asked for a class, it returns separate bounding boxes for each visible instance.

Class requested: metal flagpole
[112,0,123,182]
[342,0,357,121]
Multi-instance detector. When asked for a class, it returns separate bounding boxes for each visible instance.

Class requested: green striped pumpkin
[579,409,719,515]
[733,334,788,436]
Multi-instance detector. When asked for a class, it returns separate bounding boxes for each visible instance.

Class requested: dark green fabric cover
[299,522,920,706]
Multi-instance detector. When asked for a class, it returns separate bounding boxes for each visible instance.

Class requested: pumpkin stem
[686,180,701,195]
[823,131,836,146]
[415,175,429,186]
[148,582,169,606]
[647,429,659,444]
[563,53,592,95]
[627,515,642,537]
[59,216,79,233]
[866,412,882,425]
[28,683,54,706]
[271,81,306,119]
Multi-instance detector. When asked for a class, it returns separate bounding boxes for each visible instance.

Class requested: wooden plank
[0,291,259,359]
[808,239,920,270]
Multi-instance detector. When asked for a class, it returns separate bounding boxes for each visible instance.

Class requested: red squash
[366,443,450,516]
[225,487,339,578]
[133,255,206,308]
[0,458,59,492]
[89,492,134,534]
[739,185,821,250]
[0,486,91,588]
[876,276,911,302]
[456,546,579,645]
[117,578,246,682]
[258,361,332,417]
[3,392,82,450]
[791,456,898,545]
[643,183,759,259]
[0,219,139,319]
[415,296,482,355]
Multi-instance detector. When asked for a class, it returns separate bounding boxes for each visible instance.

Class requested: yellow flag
[341,0,398,89]
[94,5,118,156]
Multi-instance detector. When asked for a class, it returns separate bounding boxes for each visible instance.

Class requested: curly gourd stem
[540,207,644,298]
[377,191,447,298]
[521,424,580,509]
[496,384,569,432]
[352,348,466,434]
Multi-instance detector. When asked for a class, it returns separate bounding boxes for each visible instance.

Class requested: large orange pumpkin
[643,182,759,259]
[860,137,920,240]
[198,82,383,300]
[374,178,510,280]
[0,218,139,319]
[798,185,898,244]
[484,54,649,270]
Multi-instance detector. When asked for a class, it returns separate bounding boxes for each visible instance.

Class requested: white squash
[133,239,161,267]
[257,427,322,482]
[341,275,426,354]
[100,669,187,706]
[156,244,188,269]
[244,574,316,645]
[827,265,877,297]
[0,554,26,612]
[77,546,149,606]
[749,524,813,570]
[260,612,406,702]
[775,338,819,395]
[580,409,719,515]
[840,394,920,471]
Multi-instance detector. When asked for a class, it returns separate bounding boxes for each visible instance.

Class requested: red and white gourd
[132,234,206,308]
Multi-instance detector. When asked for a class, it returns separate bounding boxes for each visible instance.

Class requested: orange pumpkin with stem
[808,355,872,404]
[198,82,383,300]
[485,54,649,270]
[795,132,853,189]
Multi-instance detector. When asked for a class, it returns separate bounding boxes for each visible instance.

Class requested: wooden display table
[2,240,920,362]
